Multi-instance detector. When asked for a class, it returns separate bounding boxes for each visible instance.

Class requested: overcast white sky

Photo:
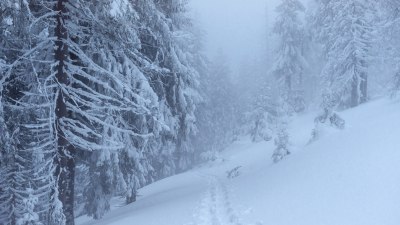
[189,0,281,71]
[189,0,313,75]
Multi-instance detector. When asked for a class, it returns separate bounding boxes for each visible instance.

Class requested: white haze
[189,0,313,77]
[189,0,277,74]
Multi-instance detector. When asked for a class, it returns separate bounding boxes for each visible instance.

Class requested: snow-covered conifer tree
[0,0,204,223]
[272,0,307,113]
[1,0,159,224]
[0,1,60,224]
[269,0,307,162]
[380,1,400,96]
[271,95,291,163]
[312,0,375,109]
[272,125,290,163]
[248,85,276,143]
[134,0,200,174]
[194,51,237,161]
[160,0,200,173]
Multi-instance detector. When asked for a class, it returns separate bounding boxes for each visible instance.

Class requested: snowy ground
[77,98,400,225]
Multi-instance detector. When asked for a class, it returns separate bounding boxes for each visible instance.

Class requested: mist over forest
[0,0,399,225]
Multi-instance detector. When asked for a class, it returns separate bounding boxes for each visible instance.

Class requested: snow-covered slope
[78,98,400,225]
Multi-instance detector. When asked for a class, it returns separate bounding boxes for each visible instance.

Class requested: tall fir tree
[248,84,276,143]
[272,0,307,114]
[2,0,158,224]
[269,0,308,163]
[312,0,375,109]
[1,1,203,224]
[380,1,400,96]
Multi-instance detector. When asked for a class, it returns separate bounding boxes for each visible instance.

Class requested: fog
[190,0,281,74]
[1,1,397,224]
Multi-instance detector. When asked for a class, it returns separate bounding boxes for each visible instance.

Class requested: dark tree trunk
[350,72,368,108]
[126,189,137,204]
[54,0,76,224]
[351,77,359,108]
[285,74,292,92]
[360,72,368,104]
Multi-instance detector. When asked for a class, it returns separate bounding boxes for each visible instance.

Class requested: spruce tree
[196,51,236,160]
[312,0,375,109]
[380,1,400,96]
[249,85,276,143]
[0,1,203,224]
[272,0,307,113]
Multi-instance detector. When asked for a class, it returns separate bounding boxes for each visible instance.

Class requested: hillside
[78,98,400,225]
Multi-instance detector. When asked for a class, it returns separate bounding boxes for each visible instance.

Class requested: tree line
[0,0,204,224]
[1,0,400,225]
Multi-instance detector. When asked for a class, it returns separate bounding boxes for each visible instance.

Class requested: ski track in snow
[189,174,243,225]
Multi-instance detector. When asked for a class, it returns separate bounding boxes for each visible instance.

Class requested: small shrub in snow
[272,127,290,163]
[226,166,242,179]
[200,150,221,163]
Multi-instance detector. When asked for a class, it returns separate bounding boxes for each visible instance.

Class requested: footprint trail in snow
[190,175,242,225]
